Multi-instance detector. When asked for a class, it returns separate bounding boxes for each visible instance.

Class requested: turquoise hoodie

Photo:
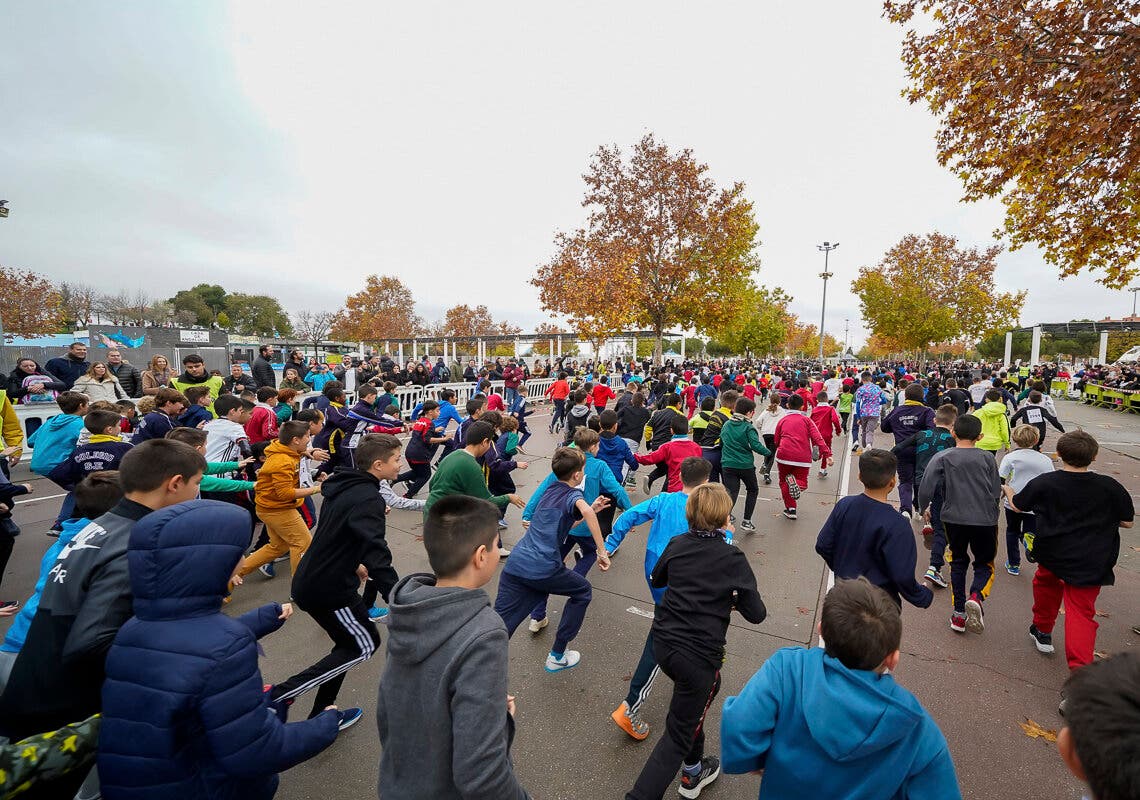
[1,517,89,653]
[28,413,85,475]
[522,452,631,538]
[721,646,960,799]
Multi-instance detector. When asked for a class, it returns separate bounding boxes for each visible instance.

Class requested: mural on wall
[94,331,146,349]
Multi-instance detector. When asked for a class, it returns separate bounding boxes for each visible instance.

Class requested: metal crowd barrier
[9,374,629,451]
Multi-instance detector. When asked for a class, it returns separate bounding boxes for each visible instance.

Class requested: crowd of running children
[0,345,1134,800]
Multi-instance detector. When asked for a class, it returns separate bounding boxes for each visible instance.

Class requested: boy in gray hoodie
[917,414,1001,637]
[377,495,529,800]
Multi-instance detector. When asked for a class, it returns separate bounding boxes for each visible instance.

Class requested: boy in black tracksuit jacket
[269,434,402,720]
[625,484,766,800]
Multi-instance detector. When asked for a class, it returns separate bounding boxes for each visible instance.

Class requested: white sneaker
[528,616,549,634]
[544,650,581,672]
[497,547,511,558]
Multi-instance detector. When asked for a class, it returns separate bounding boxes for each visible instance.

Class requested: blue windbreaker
[522,452,631,538]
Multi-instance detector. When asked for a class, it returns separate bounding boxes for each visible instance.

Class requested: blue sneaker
[258,563,275,579]
[368,606,389,621]
[1005,562,1020,576]
[337,707,363,731]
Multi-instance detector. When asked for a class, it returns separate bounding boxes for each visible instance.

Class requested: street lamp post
[817,241,840,364]
[1130,287,1140,318]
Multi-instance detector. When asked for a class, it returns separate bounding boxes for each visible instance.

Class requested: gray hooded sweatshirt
[377,573,529,800]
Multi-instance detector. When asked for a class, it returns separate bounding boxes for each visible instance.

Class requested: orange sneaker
[611,701,650,741]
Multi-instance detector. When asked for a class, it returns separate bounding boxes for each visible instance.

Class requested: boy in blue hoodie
[605,456,711,741]
[28,391,89,530]
[0,471,123,691]
[520,428,630,633]
[178,385,215,429]
[721,577,960,800]
[597,409,639,485]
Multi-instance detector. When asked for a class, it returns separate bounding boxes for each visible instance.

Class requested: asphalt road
[2,398,1136,800]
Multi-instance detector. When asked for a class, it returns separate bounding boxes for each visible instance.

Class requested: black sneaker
[678,756,721,799]
[1029,624,1055,654]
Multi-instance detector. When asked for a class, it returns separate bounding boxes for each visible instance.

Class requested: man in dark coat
[252,345,277,389]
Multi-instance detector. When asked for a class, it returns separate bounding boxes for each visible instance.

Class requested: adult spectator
[284,350,307,375]
[105,349,141,398]
[502,359,525,405]
[45,342,90,390]
[6,358,66,404]
[336,356,359,393]
[358,356,379,386]
[463,360,478,382]
[410,363,431,386]
[72,362,128,402]
[170,354,225,413]
[430,357,451,383]
[222,363,257,395]
[141,355,174,396]
[251,344,277,389]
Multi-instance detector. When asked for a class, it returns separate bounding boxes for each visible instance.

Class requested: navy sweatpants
[495,567,592,654]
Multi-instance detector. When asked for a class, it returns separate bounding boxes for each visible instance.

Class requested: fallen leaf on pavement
[1094,610,1111,618]
[1094,651,1109,660]
[796,607,811,615]
[1020,719,1058,743]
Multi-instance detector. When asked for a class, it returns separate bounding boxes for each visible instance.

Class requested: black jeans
[645,463,668,492]
[944,522,998,613]
[271,600,380,718]
[396,461,432,497]
[761,434,776,476]
[1004,508,1036,568]
[626,644,721,800]
[722,466,759,520]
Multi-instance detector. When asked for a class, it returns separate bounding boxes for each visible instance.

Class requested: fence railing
[9,375,621,451]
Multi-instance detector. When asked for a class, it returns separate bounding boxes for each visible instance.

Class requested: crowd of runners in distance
[0,342,1135,800]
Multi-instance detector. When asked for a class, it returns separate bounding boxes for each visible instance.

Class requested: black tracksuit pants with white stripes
[270,600,380,718]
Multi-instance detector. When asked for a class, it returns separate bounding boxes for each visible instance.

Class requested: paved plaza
[4,398,1138,800]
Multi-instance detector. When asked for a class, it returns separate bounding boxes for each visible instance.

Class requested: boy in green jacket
[970,389,1011,457]
[424,420,524,519]
[719,397,771,532]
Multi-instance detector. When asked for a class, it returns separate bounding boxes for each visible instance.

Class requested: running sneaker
[762,473,772,485]
[641,475,652,495]
[497,519,509,530]
[1005,561,1020,576]
[259,563,275,579]
[782,509,797,520]
[900,509,913,520]
[544,650,581,673]
[740,519,756,532]
[1029,624,1055,654]
[572,544,583,564]
[528,616,548,634]
[818,469,828,478]
[337,707,364,731]
[924,567,948,588]
[678,756,721,799]
[610,701,650,741]
[497,547,511,558]
[964,593,985,634]
[851,444,860,453]
[273,554,289,563]
[785,474,802,500]
[368,606,389,621]
[921,524,934,549]
[949,612,967,633]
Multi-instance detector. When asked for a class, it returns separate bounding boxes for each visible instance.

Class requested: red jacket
[774,413,831,467]
[546,379,570,400]
[245,404,279,444]
[741,384,758,400]
[591,384,616,408]
[809,404,842,444]
[635,436,703,491]
[503,366,525,390]
[794,387,815,410]
[486,393,505,412]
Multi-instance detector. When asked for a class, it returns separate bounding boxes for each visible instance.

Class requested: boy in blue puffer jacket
[603,456,712,742]
[98,500,340,800]
[721,577,959,800]
[597,409,639,485]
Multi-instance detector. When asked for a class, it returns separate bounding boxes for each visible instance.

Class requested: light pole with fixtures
[817,241,839,363]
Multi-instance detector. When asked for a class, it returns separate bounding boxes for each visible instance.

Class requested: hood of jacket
[975,401,1007,419]
[43,413,81,433]
[128,500,250,621]
[800,649,923,761]
[386,573,493,665]
[569,404,591,419]
[319,468,379,502]
[264,440,302,463]
[176,369,211,386]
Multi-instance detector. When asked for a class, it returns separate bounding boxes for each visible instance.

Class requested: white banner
[179,329,211,343]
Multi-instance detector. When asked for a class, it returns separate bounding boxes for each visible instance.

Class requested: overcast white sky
[0,1,1130,347]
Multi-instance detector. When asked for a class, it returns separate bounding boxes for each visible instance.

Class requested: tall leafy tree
[886,0,1140,286]
[532,133,761,361]
[330,275,423,342]
[852,232,1025,356]
[225,293,293,337]
[0,265,64,336]
[703,284,792,357]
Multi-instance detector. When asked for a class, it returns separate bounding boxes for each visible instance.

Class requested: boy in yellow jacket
[236,420,322,581]
[970,389,1010,457]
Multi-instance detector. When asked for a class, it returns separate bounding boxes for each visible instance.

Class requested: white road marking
[626,605,655,620]
[15,493,67,505]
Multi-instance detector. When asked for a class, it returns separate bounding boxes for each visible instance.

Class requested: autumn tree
[330,275,423,343]
[885,1,1140,286]
[58,282,99,329]
[532,133,761,362]
[782,317,842,359]
[703,283,792,357]
[431,304,521,355]
[0,265,64,337]
[852,233,1025,360]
